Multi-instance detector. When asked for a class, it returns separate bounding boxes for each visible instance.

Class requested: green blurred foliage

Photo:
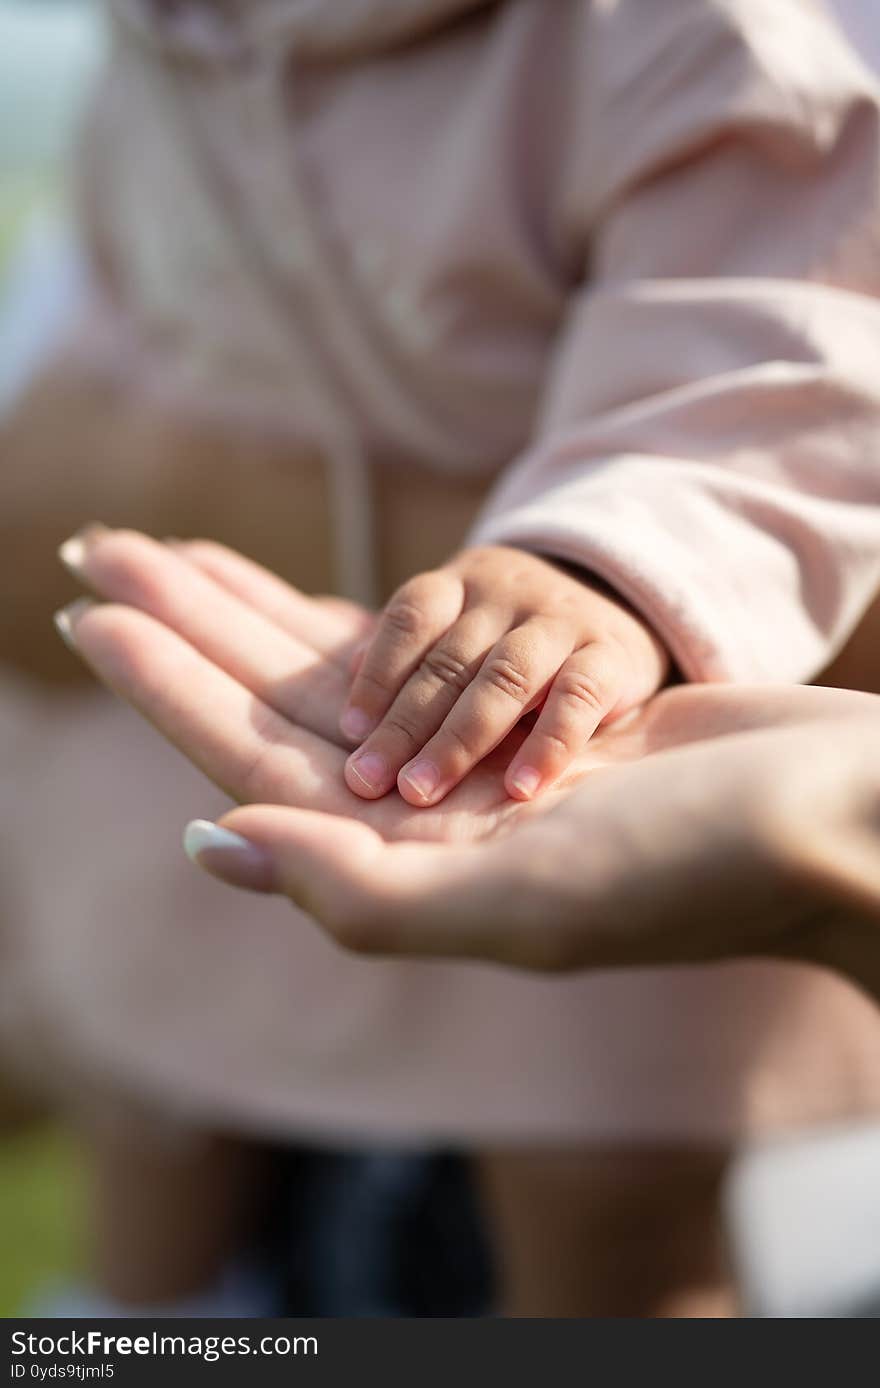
[0,1126,84,1316]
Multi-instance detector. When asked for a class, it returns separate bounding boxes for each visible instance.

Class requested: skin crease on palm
[57,528,880,977]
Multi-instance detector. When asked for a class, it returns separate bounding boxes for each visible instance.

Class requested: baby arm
[358,1,880,807]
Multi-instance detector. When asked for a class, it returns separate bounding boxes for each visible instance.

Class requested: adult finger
[58,527,348,742]
[185,803,524,963]
[171,538,374,659]
[56,598,364,816]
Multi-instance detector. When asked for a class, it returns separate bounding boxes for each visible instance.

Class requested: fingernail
[53,597,95,654]
[347,752,388,793]
[183,819,272,888]
[58,522,109,575]
[400,759,440,802]
[340,707,374,743]
[508,766,541,800]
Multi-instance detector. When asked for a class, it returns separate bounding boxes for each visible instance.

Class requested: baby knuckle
[380,711,424,746]
[420,646,472,692]
[440,721,481,761]
[351,666,394,702]
[482,656,532,703]
[534,729,572,758]
[555,667,608,714]
[383,595,429,640]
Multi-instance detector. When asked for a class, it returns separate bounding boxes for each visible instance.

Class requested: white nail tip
[58,536,87,571]
[183,820,253,864]
[53,599,93,653]
[53,609,77,652]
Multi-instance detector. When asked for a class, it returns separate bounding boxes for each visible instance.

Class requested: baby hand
[340,546,669,804]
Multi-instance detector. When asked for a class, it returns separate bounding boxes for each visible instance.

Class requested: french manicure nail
[347,752,388,793]
[509,766,541,799]
[183,819,251,861]
[53,597,95,654]
[400,759,440,802]
[340,707,374,743]
[183,820,270,879]
[58,521,109,575]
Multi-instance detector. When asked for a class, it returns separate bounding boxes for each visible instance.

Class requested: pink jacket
[85,0,880,680]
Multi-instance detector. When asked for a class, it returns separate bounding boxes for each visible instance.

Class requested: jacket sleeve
[469,0,880,682]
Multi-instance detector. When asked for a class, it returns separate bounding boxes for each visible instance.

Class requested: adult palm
[60,529,880,974]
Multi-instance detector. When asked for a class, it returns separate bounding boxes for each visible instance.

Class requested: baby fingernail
[400,759,440,802]
[347,751,388,793]
[58,522,108,575]
[53,597,95,654]
[509,766,541,799]
[183,820,273,889]
[340,707,374,743]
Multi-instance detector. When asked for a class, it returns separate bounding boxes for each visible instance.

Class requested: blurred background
[0,0,103,1315]
[0,0,101,408]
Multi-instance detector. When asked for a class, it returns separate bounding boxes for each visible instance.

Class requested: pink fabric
[4,0,880,1142]
[86,0,880,676]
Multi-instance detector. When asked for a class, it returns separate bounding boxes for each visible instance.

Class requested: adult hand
[56,528,880,984]
[201,709,880,987]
